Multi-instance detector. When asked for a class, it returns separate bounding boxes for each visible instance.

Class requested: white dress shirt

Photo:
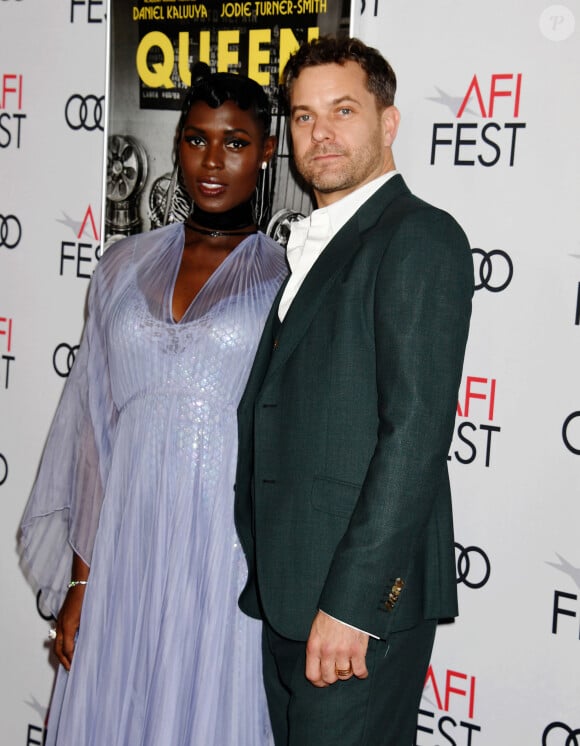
[278,170,398,321]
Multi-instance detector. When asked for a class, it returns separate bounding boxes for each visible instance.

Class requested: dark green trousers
[262,619,437,746]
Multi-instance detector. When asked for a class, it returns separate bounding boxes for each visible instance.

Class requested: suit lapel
[264,175,410,381]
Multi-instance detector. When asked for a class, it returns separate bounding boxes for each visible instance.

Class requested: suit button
[385,578,405,611]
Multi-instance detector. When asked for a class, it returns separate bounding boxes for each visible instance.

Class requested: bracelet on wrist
[68,580,88,588]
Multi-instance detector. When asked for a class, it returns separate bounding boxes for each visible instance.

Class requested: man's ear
[382,106,400,147]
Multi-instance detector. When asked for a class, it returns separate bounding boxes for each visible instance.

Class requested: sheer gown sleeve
[19,252,120,618]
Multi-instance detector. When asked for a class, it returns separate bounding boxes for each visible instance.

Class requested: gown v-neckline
[167,225,251,325]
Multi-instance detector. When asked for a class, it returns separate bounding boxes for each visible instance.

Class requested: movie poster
[105,0,352,245]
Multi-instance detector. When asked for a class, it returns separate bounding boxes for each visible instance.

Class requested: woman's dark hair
[173,62,272,166]
[282,36,397,110]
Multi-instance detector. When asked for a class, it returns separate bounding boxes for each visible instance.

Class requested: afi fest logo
[430,73,525,167]
[0,73,25,149]
[548,553,580,640]
[0,316,15,390]
[449,376,500,467]
[25,693,48,746]
[70,0,106,23]
[359,0,380,15]
[59,205,102,278]
[417,665,481,745]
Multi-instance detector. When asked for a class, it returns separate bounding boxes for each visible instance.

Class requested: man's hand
[305,610,369,687]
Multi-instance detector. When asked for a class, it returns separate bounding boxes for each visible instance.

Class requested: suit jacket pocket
[310,476,361,518]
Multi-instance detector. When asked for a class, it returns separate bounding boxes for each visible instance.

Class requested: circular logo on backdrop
[52,343,79,377]
[472,249,513,292]
[542,721,580,745]
[562,412,580,455]
[455,543,491,589]
[0,214,22,249]
[0,453,7,486]
[539,5,576,41]
[65,94,105,131]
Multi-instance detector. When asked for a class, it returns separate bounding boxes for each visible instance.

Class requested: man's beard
[295,133,383,195]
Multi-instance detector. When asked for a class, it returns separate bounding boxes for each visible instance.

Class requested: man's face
[289,61,399,206]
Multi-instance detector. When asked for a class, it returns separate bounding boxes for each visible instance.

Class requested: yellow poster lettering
[296,0,327,11]
[135,28,320,89]
[254,1,294,14]
[220,3,252,17]
[136,31,174,89]
[199,30,211,65]
[217,30,240,72]
[167,5,208,19]
[178,32,191,86]
[133,6,164,20]
[279,27,318,81]
[248,28,271,86]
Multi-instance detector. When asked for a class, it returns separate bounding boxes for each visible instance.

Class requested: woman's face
[179,100,275,213]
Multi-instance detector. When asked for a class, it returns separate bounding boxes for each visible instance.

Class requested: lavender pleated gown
[19,223,287,745]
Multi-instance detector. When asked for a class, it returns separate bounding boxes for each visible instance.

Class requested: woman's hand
[54,584,86,671]
[54,553,90,671]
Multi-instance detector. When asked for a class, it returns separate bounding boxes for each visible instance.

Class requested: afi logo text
[552,590,580,639]
[431,73,525,167]
[70,0,105,23]
[449,376,500,467]
[417,665,481,745]
[0,73,26,149]
[0,316,15,389]
[60,205,102,278]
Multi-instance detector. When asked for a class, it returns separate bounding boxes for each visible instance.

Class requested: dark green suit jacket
[235,175,473,641]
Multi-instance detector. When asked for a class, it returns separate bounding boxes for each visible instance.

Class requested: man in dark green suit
[234,36,473,745]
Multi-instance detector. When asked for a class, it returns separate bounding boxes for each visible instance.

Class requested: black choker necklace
[185,223,256,238]
[190,200,255,231]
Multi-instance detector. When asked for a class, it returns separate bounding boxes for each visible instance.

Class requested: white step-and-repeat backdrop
[1,1,578,744]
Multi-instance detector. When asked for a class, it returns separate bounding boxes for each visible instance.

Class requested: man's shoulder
[366,176,437,216]
[358,175,431,225]
[355,181,471,277]
[368,179,466,240]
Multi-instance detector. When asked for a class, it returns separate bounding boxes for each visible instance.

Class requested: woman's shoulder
[256,230,284,254]
[256,231,287,264]
[252,231,288,280]
[94,223,183,291]
[100,223,182,267]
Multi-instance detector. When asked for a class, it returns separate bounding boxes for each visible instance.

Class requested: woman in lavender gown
[19,64,287,745]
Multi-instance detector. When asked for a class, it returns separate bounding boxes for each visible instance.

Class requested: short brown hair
[282,36,397,110]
